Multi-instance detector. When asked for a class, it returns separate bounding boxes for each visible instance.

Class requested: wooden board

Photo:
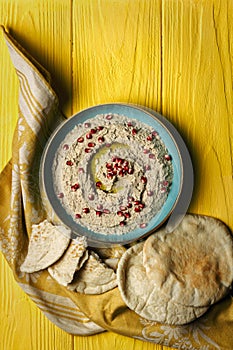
[0,0,232,349]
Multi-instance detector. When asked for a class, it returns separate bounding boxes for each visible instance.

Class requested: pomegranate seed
[78,167,84,173]
[165,154,172,161]
[119,220,126,227]
[82,208,90,214]
[119,205,127,211]
[118,170,124,177]
[85,148,92,153]
[75,213,82,219]
[124,166,129,172]
[163,180,169,186]
[97,125,104,130]
[98,136,105,143]
[128,168,134,174]
[145,165,151,171]
[141,176,147,184]
[149,153,155,159]
[88,142,96,147]
[152,131,158,136]
[140,223,147,228]
[66,160,73,166]
[134,200,141,205]
[147,190,154,196]
[147,134,154,141]
[96,181,102,188]
[77,137,84,143]
[90,128,97,134]
[107,173,114,179]
[134,207,141,213]
[112,156,117,162]
[58,192,64,198]
[124,212,131,218]
[107,167,114,174]
[143,148,150,154]
[71,183,80,191]
[103,209,110,214]
[84,123,90,128]
[112,170,117,175]
[97,203,103,210]
[127,203,132,208]
[127,122,133,127]
[128,196,134,202]
[161,187,167,193]
[86,133,92,139]
[117,211,124,217]
[139,203,145,209]
[132,128,137,135]
[106,163,112,169]
[106,114,112,120]
[63,144,69,150]
[88,194,95,200]
[96,211,102,217]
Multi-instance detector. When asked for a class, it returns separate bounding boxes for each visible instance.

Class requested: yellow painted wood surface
[0,0,232,349]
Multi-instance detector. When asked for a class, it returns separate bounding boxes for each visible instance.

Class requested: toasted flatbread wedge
[20,220,71,273]
[68,251,117,294]
[48,236,88,286]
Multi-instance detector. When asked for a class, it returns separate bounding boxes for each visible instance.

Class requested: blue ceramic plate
[40,103,184,246]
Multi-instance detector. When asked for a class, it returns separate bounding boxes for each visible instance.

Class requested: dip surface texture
[53,113,173,235]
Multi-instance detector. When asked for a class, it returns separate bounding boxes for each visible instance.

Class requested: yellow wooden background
[0,0,232,349]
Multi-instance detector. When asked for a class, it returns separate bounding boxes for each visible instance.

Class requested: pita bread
[20,220,71,273]
[103,258,119,271]
[48,236,88,286]
[94,245,127,259]
[143,214,233,307]
[117,242,209,325]
[94,245,127,271]
[67,251,117,294]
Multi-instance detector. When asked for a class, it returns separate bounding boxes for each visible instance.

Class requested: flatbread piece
[67,251,117,294]
[20,220,71,273]
[48,236,88,286]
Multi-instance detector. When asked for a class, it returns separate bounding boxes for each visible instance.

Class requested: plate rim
[40,103,184,245]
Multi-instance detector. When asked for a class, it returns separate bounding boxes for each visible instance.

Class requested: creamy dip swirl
[53,113,173,235]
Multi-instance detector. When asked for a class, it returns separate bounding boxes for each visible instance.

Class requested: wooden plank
[0,26,18,167]
[0,1,73,350]
[161,0,233,228]
[72,0,162,114]
[0,0,72,116]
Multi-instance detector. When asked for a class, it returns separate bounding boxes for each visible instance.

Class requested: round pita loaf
[20,220,71,273]
[48,236,88,286]
[143,214,233,307]
[117,242,208,325]
[67,251,117,294]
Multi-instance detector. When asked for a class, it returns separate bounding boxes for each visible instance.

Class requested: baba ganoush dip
[53,113,173,235]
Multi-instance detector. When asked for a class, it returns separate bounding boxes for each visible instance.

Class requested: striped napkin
[0,26,104,336]
[1,26,233,349]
